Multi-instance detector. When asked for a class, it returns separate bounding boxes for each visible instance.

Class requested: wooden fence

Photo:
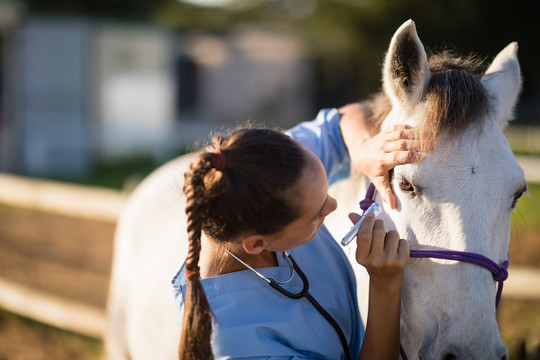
[1,154,540,357]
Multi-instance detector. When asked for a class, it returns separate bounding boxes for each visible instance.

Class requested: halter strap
[358,183,509,360]
[409,250,509,307]
[359,183,376,212]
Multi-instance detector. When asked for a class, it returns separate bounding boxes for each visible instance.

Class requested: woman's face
[264,149,337,252]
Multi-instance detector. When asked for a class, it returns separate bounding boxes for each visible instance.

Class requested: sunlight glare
[176,0,234,7]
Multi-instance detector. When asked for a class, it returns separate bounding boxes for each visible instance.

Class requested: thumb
[348,212,362,224]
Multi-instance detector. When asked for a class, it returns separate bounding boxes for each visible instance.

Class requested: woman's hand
[339,103,423,210]
[351,212,409,360]
[349,212,409,289]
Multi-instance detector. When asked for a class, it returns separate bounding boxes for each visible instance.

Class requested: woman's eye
[399,179,414,192]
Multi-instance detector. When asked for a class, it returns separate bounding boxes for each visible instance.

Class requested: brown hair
[365,50,489,150]
[179,128,308,359]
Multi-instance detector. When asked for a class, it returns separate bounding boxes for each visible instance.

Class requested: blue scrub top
[173,109,363,359]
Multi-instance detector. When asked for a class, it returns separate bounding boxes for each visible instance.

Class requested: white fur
[106,156,193,360]
[328,21,524,359]
[106,20,524,360]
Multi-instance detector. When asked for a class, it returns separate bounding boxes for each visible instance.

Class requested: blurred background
[0,0,539,359]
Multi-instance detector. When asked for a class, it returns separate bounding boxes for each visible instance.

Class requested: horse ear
[383,19,430,109]
[481,42,522,130]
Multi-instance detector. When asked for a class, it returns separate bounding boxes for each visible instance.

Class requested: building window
[175,54,198,118]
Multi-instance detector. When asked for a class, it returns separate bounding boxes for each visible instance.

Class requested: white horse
[106,20,525,360]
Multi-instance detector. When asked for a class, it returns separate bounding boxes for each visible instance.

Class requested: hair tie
[185,266,200,282]
[213,148,226,172]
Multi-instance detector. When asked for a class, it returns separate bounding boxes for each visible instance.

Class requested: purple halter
[360,183,509,360]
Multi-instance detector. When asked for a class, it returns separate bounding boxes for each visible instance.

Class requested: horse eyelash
[392,170,418,195]
[394,174,415,192]
[399,178,414,192]
[511,185,528,209]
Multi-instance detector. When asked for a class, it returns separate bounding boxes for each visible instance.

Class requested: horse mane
[364,51,489,150]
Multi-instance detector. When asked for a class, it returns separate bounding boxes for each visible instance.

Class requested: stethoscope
[227,250,353,360]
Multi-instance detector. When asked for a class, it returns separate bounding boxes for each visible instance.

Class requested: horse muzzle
[417,342,508,360]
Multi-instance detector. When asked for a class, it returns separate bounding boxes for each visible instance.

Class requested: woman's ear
[241,234,267,255]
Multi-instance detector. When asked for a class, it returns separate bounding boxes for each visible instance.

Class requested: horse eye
[511,186,527,209]
[399,179,414,192]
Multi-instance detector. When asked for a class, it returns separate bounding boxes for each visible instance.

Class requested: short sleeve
[286,108,351,185]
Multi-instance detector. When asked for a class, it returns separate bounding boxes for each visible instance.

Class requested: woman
[173,104,420,359]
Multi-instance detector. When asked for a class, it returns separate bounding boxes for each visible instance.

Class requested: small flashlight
[341,203,382,246]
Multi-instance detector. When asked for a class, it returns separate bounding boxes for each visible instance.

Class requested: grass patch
[53,148,194,190]
[55,155,158,190]
[498,299,540,359]
[0,308,103,360]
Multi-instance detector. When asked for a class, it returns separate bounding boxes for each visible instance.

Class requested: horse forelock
[365,51,490,151]
[422,52,489,148]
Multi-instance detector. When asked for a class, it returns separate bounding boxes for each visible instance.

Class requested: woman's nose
[326,196,338,215]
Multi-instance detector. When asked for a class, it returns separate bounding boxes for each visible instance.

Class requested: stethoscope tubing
[270,254,353,360]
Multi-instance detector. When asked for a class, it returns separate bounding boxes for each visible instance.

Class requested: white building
[0,5,313,177]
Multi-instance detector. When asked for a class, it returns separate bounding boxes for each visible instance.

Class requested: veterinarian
[173,103,421,359]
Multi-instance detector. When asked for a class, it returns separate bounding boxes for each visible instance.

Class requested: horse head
[379,20,525,359]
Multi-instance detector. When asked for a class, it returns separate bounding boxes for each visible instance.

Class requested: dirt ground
[0,204,114,309]
[0,203,539,359]
[0,204,113,360]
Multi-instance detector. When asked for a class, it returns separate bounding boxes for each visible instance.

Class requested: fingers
[384,142,422,161]
[368,219,387,255]
[354,212,376,259]
[382,187,397,211]
[383,139,420,153]
[355,218,409,271]
[383,230,400,255]
[383,124,418,141]
[398,238,411,263]
[375,127,423,210]
[382,125,423,162]
[372,177,397,210]
[352,124,424,211]
[387,150,424,166]
[355,217,385,261]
